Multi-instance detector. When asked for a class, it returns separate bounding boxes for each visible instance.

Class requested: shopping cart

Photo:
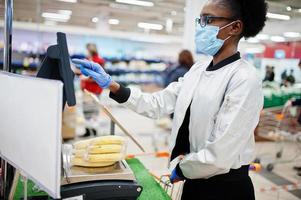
[255,105,301,171]
[150,173,184,200]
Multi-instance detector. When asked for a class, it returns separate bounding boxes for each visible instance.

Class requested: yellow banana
[71,157,116,167]
[74,136,125,149]
[85,153,123,163]
[74,145,122,156]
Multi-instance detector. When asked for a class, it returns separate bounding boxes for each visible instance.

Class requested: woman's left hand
[170,168,184,184]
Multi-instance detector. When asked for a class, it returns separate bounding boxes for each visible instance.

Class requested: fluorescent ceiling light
[267,12,290,20]
[115,0,154,7]
[108,19,120,25]
[270,36,286,42]
[286,6,292,11]
[256,34,270,40]
[166,18,173,33]
[58,10,72,15]
[43,18,69,22]
[42,12,70,22]
[171,10,177,16]
[57,0,77,3]
[137,22,163,30]
[283,32,301,38]
[92,17,99,23]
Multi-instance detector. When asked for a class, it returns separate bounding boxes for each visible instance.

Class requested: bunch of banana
[71,135,126,168]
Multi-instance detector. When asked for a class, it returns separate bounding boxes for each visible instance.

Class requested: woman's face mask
[195,22,235,56]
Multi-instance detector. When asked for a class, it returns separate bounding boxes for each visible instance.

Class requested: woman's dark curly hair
[217,0,268,38]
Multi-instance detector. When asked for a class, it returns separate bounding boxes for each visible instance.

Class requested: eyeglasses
[196,15,235,27]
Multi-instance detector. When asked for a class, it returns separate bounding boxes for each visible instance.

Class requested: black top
[109,52,241,179]
[206,52,241,71]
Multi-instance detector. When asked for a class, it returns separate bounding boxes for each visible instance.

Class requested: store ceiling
[0,0,301,37]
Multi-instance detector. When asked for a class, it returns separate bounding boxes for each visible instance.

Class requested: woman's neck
[213,45,238,66]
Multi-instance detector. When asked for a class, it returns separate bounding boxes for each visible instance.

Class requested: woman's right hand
[72,58,112,89]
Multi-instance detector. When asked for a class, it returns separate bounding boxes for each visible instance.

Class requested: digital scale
[61,158,142,200]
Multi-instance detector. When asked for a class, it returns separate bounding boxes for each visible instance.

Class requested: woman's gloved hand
[169,168,184,184]
[72,58,112,88]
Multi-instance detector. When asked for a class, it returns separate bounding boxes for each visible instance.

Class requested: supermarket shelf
[107,68,163,75]
[114,80,161,85]
[0,61,39,69]
[71,54,165,64]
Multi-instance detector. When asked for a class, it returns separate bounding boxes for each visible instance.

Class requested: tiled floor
[78,94,301,200]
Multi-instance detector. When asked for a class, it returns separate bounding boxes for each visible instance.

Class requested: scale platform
[61,157,142,200]
[62,160,136,185]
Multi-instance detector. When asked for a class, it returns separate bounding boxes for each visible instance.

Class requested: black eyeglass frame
[195,15,236,27]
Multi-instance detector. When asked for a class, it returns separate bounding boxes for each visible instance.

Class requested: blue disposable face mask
[195,22,234,56]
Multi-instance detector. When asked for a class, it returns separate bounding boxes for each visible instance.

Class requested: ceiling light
[247,38,260,43]
[43,18,69,22]
[91,17,99,23]
[137,22,163,30]
[57,0,77,3]
[267,12,290,20]
[270,36,286,42]
[58,10,72,15]
[286,6,292,11]
[298,9,301,13]
[115,0,154,7]
[108,19,120,25]
[256,34,270,40]
[283,32,301,38]
[166,18,173,33]
[171,10,177,16]
[42,12,70,22]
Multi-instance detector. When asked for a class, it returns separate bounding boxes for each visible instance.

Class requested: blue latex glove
[170,168,184,184]
[72,58,112,89]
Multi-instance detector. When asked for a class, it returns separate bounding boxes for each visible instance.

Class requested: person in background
[80,43,106,137]
[263,65,275,82]
[81,43,106,95]
[164,50,194,87]
[281,69,288,86]
[286,69,296,85]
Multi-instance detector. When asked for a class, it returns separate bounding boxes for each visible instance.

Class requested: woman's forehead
[201,0,231,17]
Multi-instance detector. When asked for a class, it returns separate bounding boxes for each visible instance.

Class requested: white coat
[121,57,263,179]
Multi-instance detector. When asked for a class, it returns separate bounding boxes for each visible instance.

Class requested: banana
[85,153,123,163]
[73,145,122,156]
[89,145,123,154]
[90,136,125,146]
[71,157,116,167]
[74,136,125,149]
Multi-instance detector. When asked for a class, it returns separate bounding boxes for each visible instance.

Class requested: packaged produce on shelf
[263,82,301,108]
[71,135,127,168]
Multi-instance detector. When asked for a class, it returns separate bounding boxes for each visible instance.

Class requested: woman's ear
[230,20,243,36]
